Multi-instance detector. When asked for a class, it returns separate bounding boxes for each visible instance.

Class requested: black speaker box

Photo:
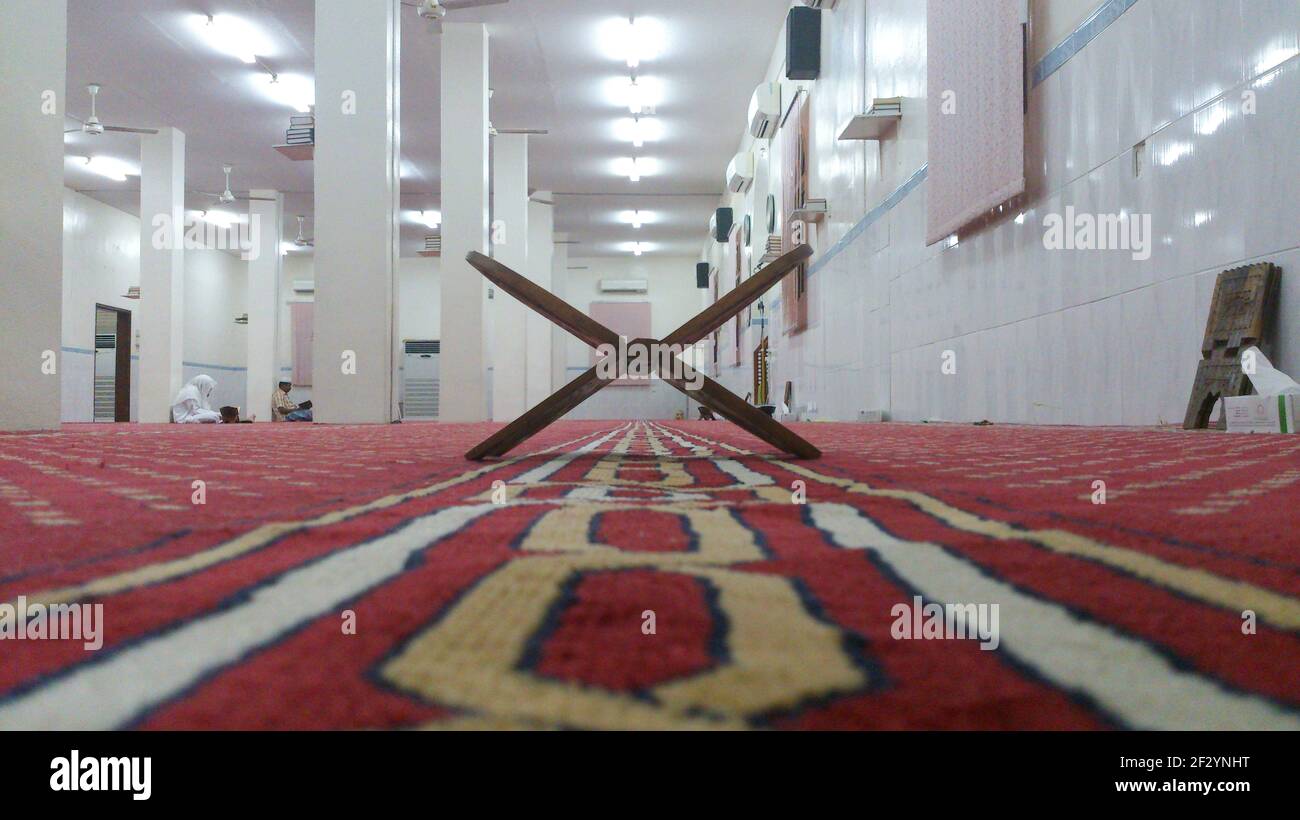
[696,262,710,289]
[713,207,734,242]
[786,7,821,81]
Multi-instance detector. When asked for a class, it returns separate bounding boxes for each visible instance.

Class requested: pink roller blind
[589,301,652,387]
[290,301,314,386]
[925,0,1025,244]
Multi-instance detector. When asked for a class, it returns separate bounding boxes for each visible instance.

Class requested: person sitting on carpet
[273,381,313,422]
[171,375,222,424]
[219,406,255,424]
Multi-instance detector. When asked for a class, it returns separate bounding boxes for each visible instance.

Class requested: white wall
[560,255,701,420]
[704,0,1300,425]
[61,188,249,420]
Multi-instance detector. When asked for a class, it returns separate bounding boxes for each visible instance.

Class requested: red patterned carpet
[0,420,1297,729]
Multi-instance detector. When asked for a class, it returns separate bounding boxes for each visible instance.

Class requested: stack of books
[867,96,902,116]
[285,113,315,146]
[757,234,783,268]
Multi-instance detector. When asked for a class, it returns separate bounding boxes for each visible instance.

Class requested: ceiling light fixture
[67,155,137,182]
[613,116,662,148]
[626,79,644,115]
[628,157,641,182]
[599,16,666,68]
[632,241,645,256]
[192,13,269,64]
[255,72,314,113]
[412,209,442,229]
[619,209,654,228]
[197,209,243,229]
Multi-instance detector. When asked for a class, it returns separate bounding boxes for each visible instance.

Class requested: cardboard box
[1223,394,1298,434]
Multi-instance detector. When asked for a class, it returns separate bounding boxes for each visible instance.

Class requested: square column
[491,133,529,421]
[137,127,186,422]
[526,193,554,408]
[245,190,283,421]
[312,0,401,423]
[438,22,490,421]
[0,0,66,430]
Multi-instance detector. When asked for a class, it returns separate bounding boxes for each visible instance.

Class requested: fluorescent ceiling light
[619,210,653,229]
[626,241,649,256]
[191,13,272,64]
[605,76,662,115]
[413,210,442,229]
[612,156,659,182]
[198,209,244,228]
[254,72,314,113]
[613,116,663,147]
[67,155,138,181]
[598,17,666,68]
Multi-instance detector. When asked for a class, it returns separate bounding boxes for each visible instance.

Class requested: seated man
[172,375,223,423]
[273,381,313,422]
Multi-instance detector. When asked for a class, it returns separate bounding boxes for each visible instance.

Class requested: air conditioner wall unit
[748,82,781,140]
[726,151,755,193]
[291,279,315,294]
[599,278,648,294]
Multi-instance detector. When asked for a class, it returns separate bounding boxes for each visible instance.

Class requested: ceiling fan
[293,215,314,248]
[197,164,276,204]
[401,0,510,33]
[65,83,159,136]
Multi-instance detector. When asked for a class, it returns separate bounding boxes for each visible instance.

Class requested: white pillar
[313,0,400,424]
[138,127,186,423]
[550,234,570,390]
[526,194,554,408]
[491,133,529,420]
[438,22,490,422]
[0,0,65,430]
[245,190,283,421]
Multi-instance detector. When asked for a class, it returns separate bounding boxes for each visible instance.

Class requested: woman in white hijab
[171,375,222,423]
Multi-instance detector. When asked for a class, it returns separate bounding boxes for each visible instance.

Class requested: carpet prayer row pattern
[0,420,1297,729]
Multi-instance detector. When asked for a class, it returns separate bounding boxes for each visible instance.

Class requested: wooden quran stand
[464,245,820,461]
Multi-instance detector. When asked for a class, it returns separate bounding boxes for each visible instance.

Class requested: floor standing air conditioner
[402,340,440,420]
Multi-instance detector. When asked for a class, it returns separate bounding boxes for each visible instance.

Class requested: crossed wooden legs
[463,245,820,461]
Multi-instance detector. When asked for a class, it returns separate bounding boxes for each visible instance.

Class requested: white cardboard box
[1223,394,1298,434]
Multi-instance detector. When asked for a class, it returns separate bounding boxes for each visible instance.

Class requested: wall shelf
[274,143,314,161]
[791,198,829,223]
[837,98,902,141]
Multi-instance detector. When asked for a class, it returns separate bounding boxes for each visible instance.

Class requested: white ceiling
[63,0,790,259]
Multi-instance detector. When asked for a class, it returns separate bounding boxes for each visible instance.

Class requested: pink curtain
[589,301,652,387]
[290,301,314,386]
[925,0,1024,244]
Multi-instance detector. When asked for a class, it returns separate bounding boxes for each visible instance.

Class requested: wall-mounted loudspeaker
[786,7,822,81]
[712,207,734,242]
[696,262,710,289]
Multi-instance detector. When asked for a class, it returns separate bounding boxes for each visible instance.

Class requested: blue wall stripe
[805,163,929,281]
[1031,0,1139,87]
